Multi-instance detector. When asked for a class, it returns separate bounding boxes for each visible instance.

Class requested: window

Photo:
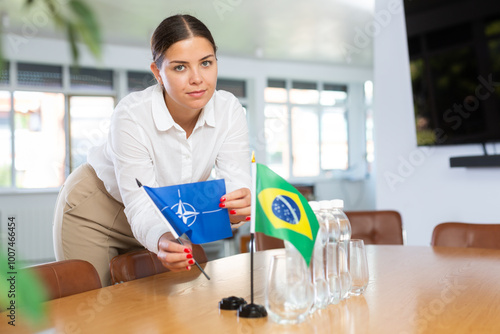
[0,91,11,187]
[0,62,116,189]
[14,91,65,188]
[264,79,348,179]
[69,96,115,171]
[365,80,374,169]
[127,71,156,92]
[17,63,63,88]
[70,67,114,91]
[217,78,248,113]
[0,64,252,190]
[0,62,10,85]
[217,78,247,98]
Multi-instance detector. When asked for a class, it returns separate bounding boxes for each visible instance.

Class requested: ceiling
[0,0,375,67]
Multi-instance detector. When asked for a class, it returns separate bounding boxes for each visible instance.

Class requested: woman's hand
[157,232,195,271]
[220,187,251,224]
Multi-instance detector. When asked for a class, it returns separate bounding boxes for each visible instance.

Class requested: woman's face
[151,37,217,115]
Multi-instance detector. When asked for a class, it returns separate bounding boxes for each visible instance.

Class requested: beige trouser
[53,163,143,287]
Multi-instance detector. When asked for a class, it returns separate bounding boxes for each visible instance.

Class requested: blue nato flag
[143,179,233,244]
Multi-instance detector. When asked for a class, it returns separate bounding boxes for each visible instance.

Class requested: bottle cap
[330,199,344,209]
[319,200,331,210]
[308,201,320,211]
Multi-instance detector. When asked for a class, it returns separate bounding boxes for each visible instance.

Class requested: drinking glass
[338,241,352,300]
[265,253,313,324]
[347,239,369,295]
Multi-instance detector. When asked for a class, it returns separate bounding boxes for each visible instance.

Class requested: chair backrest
[431,222,500,249]
[110,245,208,284]
[255,232,284,251]
[255,210,404,250]
[239,234,252,253]
[346,210,404,245]
[27,259,102,300]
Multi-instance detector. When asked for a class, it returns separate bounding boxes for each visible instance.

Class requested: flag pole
[174,238,210,280]
[250,153,257,304]
[136,178,210,280]
[237,152,267,318]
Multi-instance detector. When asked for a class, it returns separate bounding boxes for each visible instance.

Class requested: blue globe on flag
[271,195,301,225]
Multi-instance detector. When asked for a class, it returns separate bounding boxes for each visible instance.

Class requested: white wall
[0,192,57,264]
[0,33,375,264]
[373,0,500,246]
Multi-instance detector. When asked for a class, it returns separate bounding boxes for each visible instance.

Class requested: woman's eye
[201,60,212,67]
[174,65,185,71]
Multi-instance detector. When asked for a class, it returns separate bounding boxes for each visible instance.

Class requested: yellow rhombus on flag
[254,163,319,266]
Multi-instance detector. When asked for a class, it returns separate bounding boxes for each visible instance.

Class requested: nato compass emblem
[171,196,199,227]
[170,189,223,227]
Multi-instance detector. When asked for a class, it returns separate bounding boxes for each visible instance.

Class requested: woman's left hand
[220,187,251,224]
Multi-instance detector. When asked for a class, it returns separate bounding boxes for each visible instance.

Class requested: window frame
[0,63,252,193]
[0,61,118,193]
[264,78,353,183]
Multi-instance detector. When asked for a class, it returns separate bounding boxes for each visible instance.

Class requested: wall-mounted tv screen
[404,0,500,146]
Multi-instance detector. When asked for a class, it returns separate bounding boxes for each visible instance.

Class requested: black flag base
[236,233,267,318]
[237,303,268,318]
[219,296,247,310]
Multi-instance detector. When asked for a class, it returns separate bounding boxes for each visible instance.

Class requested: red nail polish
[219,203,225,208]
[220,197,226,202]
[188,259,194,265]
[245,216,251,221]
[184,248,191,253]
[186,266,191,270]
[187,254,193,259]
[229,210,237,215]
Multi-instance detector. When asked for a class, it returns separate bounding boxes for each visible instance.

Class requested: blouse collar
[152,84,216,132]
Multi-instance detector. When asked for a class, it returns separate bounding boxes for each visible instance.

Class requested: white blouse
[87,84,251,253]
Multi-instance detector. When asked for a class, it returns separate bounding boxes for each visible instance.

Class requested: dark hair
[151,14,217,69]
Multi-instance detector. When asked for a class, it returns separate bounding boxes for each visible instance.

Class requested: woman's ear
[150,62,163,85]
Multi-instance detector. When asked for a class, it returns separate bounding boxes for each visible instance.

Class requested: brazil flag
[254,163,319,266]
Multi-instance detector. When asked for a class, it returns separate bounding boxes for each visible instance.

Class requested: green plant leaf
[17,0,102,65]
[69,0,102,59]
[66,22,80,66]
[1,251,48,328]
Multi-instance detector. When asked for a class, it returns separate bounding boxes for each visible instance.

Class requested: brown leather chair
[431,222,500,249]
[26,259,101,300]
[255,232,284,251]
[255,210,404,250]
[239,234,252,253]
[346,210,404,245]
[109,245,208,284]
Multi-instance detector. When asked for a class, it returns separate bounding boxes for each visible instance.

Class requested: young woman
[53,14,251,286]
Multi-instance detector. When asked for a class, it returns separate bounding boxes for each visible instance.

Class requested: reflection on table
[2,245,500,334]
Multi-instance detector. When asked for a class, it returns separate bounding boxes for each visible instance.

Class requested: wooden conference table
[3,245,500,333]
